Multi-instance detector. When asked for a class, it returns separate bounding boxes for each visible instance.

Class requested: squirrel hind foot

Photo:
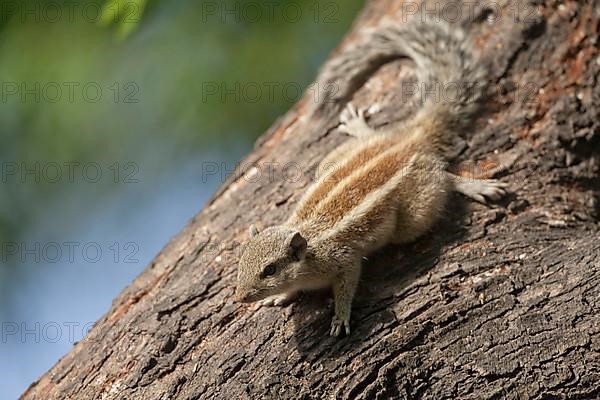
[338,102,378,138]
[452,174,508,205]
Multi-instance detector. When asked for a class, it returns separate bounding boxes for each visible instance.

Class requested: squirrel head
[235,224,308,303]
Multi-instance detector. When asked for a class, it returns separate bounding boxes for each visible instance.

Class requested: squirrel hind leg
[450,173,508,205]
[391,157,451,244]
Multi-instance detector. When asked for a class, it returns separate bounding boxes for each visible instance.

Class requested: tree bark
[22,0,600,399]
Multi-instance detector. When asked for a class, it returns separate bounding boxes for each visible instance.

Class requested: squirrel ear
[289,232,307,261]
[248,224,259,238]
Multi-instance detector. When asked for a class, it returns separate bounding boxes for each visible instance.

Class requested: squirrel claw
[330,316,351,337]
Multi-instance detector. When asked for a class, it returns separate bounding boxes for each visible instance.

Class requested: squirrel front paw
[258,292,297,307]
[330,315,351,337]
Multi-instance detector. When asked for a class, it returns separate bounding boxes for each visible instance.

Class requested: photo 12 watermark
[1,321,95,344]
[1,162,140,184]
[200,161,307,184]
[200,81,340,105]
[400,1,540,24]
[0,1,140,24]
[0,81,139,104]
[1,241,140,265]
[199,1,341,24]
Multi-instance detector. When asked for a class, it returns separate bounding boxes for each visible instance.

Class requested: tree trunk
[22,0,600,399]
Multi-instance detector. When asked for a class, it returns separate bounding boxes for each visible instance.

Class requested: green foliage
[0,0,363,245]
[98,0,147,39]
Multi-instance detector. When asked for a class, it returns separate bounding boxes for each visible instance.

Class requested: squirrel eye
[262,264,276,277]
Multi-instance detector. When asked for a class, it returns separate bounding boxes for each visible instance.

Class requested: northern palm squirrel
[235,6,507,337]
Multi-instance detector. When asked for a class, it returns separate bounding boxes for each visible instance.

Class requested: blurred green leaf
[99,0,147,39]
[0,0,363,245]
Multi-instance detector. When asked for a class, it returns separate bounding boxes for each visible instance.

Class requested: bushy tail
[313,7,487,149]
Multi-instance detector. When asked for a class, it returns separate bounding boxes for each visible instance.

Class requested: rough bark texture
[22,0,600,399]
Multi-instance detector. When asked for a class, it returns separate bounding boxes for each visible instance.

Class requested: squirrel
[235,8,507,337]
